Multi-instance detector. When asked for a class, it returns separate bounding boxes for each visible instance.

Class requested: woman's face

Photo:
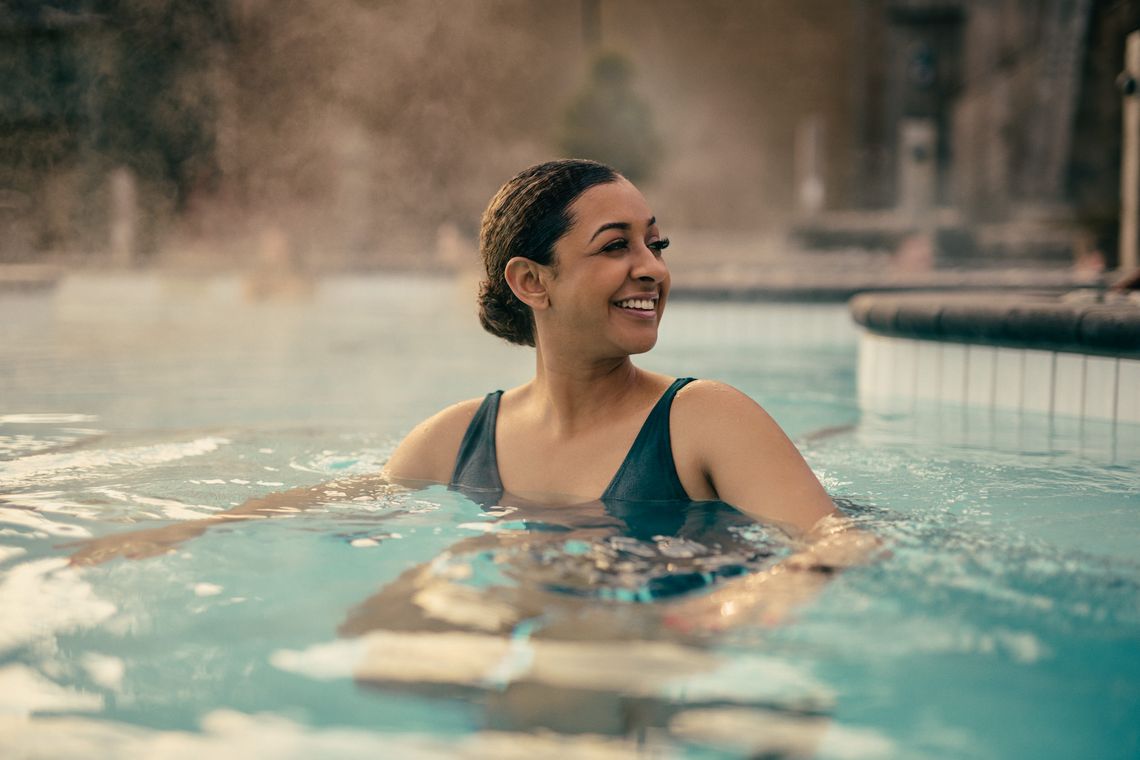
[541,178,670,358]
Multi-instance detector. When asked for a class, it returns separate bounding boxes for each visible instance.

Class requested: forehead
[566,179,653,234]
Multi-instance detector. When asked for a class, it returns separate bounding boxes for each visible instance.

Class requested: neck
[523,342,645,436]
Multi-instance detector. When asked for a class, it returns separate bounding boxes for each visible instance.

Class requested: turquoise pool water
[1,274,1137,758]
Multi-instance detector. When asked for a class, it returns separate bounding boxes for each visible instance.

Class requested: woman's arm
[69,399,482,566]
[663,517,883,632]
[673,381,838,534]
[67,474,399,565]
[665,382,883,630]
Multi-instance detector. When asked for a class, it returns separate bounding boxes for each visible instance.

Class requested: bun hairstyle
[478,159,619,346]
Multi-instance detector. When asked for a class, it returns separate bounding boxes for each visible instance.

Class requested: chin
[620,334,659,356]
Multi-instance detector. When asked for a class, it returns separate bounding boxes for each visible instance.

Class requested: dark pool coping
[849,290,1140,358]
[669,268,1103,303]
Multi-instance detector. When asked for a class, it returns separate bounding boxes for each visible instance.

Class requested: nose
[631,242,668,283]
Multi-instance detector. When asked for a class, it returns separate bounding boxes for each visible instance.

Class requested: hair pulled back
[478,159,619,346]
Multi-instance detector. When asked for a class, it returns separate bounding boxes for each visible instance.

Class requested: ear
[504,257,551,311]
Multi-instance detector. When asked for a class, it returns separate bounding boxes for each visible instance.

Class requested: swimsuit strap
[450,390,504,494]
[602,377,697,502]
[451,378,697,504]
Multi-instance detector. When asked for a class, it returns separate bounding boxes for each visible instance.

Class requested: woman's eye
[601,239,629,254]
[648,238,671,254]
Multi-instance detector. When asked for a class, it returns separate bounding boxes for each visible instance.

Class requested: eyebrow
[588,216,657,243]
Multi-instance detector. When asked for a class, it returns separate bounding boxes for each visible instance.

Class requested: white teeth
[616,298,655,310]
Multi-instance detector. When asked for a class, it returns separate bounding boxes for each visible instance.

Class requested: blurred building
[1,0,1138,268]
[0,0,229,263]
[829,0,1140,265]
[0,3,103,260]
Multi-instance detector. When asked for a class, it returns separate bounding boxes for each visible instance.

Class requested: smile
[613,297,657,311]
[612,296,659,321]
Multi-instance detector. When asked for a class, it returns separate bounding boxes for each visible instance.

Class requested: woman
[71,159,874,629]
[393,160,831,516]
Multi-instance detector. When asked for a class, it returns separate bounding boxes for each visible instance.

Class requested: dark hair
[478,159,620,346]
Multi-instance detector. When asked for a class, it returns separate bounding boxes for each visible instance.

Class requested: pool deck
[0,264,62,292]
[669,265,1101,302]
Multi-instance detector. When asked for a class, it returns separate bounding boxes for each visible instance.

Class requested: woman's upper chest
[491,381,717,504]
[494,406,644,503]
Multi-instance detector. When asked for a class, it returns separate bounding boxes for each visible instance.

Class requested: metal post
[1120,31,1140,271]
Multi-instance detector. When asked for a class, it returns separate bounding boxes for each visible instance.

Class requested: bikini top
[449,377,697,504]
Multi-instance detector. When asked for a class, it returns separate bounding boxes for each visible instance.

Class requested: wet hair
[478,159,620,346]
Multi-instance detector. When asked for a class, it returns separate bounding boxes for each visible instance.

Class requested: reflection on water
[1,274,1138,758]
[2,419,1137,757]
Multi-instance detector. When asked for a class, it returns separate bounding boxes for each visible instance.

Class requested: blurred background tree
[559,51,662,184]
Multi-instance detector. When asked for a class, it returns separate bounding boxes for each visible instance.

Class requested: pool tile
[1022,350,1054,415]
[1082,355,1117,421]
[1114,420,1140,466]
[966,345,996,408]
[994,347,1023,411]
[857,332,877,398]
[915,340,942,400]
[1118,358,1140,424]
[867,332,896,401]
[770,305,792,345]
[874,335,895,398]
[1053,353,1085,419]
[890,339,918,398]
[939,343,967,404]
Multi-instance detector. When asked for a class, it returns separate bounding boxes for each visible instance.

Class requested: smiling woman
[387,160,839,524]
[71,158,875,627]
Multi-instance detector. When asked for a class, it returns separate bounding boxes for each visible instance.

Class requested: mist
[0,1,863,267]
[1,0,1133,272]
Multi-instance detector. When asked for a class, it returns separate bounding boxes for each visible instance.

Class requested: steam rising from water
[3,1,855,264]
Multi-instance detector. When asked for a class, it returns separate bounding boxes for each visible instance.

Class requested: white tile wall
[889,339,919,398]
[856,330,1140,426]
[768,305,793,345]
[1053,353,1085,419]
[857,333,878,400]
[1119,359,1140,424]
[940,343,968,404]
[874,334,895,397]
[915,341,942,401]
[966,345,996,407]
[994,348,1023,411]
[1115,418,1140,462]
[663,303,856,348]
[1022,350,1054,416]
[1083,356,1118,420]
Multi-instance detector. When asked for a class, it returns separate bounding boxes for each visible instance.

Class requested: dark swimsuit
[449,377,697,503]
[448,377,766,597]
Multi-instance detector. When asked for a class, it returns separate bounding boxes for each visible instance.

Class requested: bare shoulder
[670,379,787,466]
[673,379,776,428]
[382,396,485,485]
[671,379,836,534]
